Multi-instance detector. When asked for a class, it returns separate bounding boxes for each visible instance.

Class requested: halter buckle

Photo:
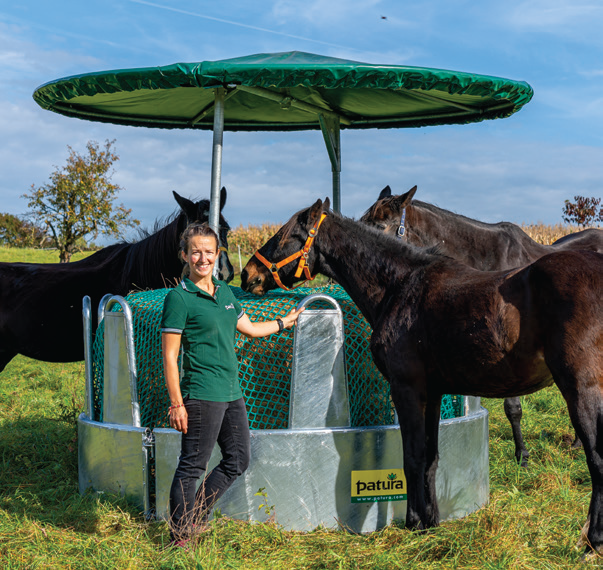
[253,212,327,290]
[397,207,407,239]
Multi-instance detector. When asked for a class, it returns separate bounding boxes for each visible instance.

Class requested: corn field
[520,222,588,245]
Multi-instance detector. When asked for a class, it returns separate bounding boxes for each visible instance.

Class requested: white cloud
[577,69,603,79]
[272,0,381,26]
[510,1,603,28]
[2,0,603,249]
[504,1,603,46]
[0,22,103,92]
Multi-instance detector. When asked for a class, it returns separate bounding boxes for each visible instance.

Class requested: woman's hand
[282,306,305,329]
[169,405,188,434]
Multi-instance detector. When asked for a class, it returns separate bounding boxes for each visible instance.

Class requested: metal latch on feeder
[143,428,155,459]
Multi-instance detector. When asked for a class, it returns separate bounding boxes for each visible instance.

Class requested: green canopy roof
[33,51,533,132]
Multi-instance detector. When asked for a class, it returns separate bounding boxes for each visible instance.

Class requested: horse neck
[314,216,415,327]
[408,201,548,270]
[121,215,184,290]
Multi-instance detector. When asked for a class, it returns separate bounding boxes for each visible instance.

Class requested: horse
[361,185,603,466]
[240,198,603,555]
[0,188,233,373]
[361,185,603,269]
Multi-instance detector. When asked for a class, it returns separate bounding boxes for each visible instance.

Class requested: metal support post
[209,87,226,278]
[319,114,341,213]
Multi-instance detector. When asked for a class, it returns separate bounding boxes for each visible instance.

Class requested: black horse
[241,199,603,555]
[0,188,233,373]
[361,185,603,466]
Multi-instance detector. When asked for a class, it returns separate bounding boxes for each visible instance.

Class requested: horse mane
[363,195,533,240]
[119,209,185,290]
[330,209,445,267]
[412,200,533,238]
[360,201,381,221]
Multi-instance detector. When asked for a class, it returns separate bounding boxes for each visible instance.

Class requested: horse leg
[568,399,603,553]
[390,381,431,531]
[503,397,530,467]
[424,395,442,527]
[0,346,17,374]
[553,374,603,553]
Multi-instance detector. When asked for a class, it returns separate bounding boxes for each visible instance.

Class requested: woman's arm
[162,332,188,434]
[236,306,305,338]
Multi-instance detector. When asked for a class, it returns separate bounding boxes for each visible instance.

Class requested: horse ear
[323,197,330,211]
[220,187,227,211]
[308,198,324,223]
[378,185,392,200]
[173,191,195,213]
[393,185,418,209]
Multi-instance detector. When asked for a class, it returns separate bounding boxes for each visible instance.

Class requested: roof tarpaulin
[33,51,533,132]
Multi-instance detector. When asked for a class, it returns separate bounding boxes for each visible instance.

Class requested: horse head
[241,198,330,295]
[360,185,417,238]
[173,188,234,283]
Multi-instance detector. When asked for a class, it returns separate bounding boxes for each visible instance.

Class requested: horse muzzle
[240,262,269,295]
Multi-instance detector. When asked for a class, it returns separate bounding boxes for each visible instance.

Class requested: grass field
[0,357,593,569]
[0,231,599,569]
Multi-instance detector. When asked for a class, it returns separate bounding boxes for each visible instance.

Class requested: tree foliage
[23,140,140,262]
[562,195,603,227]
[0,213,50,248]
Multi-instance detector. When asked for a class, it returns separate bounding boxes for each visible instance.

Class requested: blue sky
[1,0,603,242]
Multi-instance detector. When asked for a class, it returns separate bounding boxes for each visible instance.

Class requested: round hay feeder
[78,285,488,532]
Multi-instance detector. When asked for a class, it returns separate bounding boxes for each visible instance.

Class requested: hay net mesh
[91,284,462,430]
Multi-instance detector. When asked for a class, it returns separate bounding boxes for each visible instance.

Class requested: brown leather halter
[253,213,327,291]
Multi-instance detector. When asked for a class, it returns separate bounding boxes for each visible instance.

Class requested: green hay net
[91,284,462,429]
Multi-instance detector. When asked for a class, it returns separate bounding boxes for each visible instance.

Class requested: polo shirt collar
[180,276,221,298]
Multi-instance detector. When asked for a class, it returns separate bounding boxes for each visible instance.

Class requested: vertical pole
[209,88,225,278]
[318,114,341,213]
[209,87,225,234]
[82,295,94,421]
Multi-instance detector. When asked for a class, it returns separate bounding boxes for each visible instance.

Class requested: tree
[0,212,50,248]
[23,140,140,262]
[562,195,603,227]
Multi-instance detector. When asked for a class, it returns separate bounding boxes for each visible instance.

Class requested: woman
[161,222,303,546]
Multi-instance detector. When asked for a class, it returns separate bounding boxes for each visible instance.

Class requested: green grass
[0,247,597,568]
[0,354,596,569]
[0,247,93,264]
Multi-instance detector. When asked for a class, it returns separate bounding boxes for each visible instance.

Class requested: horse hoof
[575,519,602,559]
[581,549,602,563]
[571,437,583,449]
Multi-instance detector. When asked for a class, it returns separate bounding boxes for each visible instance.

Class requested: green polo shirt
[161,277,244,402]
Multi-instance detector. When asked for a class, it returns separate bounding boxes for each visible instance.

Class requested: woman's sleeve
[161,290,186,334]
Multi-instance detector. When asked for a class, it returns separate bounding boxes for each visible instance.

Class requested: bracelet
[168,403,185,413]
[276,318,284,333]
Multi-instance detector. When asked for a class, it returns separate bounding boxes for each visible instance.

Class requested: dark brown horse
[361,185,603,466]
[0,188,233,373]
[241,199,603,554]
[362,185,603,268]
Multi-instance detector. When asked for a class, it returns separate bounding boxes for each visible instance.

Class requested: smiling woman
[160,221,304,547]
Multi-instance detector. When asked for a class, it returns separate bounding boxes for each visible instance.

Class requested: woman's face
[182,235,220,283]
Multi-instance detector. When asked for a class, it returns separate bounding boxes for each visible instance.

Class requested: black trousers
[169,397,250,539]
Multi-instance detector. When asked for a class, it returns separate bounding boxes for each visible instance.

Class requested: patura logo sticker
[351,468,407,503]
